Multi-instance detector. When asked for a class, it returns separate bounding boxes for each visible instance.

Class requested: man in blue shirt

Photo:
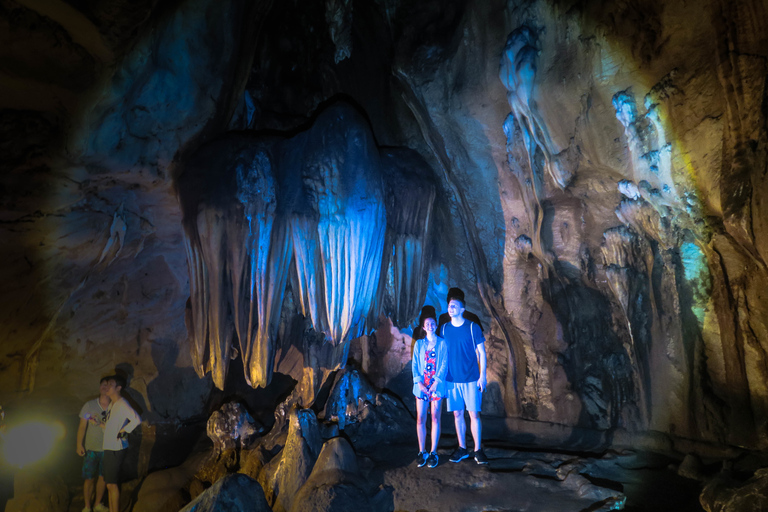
[440,293,489,464]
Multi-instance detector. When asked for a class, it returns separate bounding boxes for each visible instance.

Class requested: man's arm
[76,418,87,456]
[476,342,487,392]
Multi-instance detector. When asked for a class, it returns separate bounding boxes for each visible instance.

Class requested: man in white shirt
[76,377,110,512]
[102,375,141,512]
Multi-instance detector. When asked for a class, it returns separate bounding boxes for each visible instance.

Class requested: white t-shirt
[103,398,141,451]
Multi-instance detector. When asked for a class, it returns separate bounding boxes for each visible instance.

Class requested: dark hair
[447,287,465,305]
[106,375,126,390]
[99,376,110,384]
[418,305,437,328]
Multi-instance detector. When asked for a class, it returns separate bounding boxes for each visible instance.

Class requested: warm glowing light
[1,421,65,468]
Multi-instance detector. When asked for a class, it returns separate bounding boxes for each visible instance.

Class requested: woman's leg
[429,399,443,453]
[416,398,428,453]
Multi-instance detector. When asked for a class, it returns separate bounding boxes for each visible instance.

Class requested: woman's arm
[434,338,449,385]
[411,339,422,384]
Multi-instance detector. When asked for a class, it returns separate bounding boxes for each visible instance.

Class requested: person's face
[423,317,436,333]
[447,299,465,318]
[99,379,109,396]
[105,380,121,400]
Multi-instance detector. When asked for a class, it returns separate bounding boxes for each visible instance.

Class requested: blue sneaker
[417,451,429,467]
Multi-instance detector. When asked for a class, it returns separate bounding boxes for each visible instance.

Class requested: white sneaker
[94,504,109,512]
[82,508,93,512]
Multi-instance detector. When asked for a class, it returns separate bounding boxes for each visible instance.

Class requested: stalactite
[178,103,390,389]
[232,147,293,388]
[195,205,231,389]
[179,136,291,389]
[283,103,386,345]
[379,148,436,327]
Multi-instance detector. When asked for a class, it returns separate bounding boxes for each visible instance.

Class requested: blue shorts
[446,381,482,412]
[81,450,103,480]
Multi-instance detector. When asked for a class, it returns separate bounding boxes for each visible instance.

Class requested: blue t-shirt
[441,320,484,383]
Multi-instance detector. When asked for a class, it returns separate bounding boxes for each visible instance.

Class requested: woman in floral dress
[411,312,448,468]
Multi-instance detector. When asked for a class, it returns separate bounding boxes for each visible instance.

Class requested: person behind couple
[102,375,141,512]
[411,310,448,468]
[440,292,489,465]
[76,377,110,512]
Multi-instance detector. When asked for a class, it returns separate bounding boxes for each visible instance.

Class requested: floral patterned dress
[421,344,441,402]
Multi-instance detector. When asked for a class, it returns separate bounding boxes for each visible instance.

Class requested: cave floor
[59,432,706,512]
[360,439,705,512]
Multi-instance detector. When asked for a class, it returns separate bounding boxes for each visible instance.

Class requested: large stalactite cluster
[177,103,436,389]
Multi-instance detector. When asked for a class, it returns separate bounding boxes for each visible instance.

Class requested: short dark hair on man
[107,374,126,389]
[447,287,465,305]
[100,376,110,384]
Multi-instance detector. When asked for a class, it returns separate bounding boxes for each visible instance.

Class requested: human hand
[428,382,437,394]
[418,383,429,395]
[477,375,487,392]
[77,445,85,457]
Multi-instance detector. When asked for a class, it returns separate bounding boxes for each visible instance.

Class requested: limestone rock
[179,473,271,512]
[6,470,68,512]
[207,402,263,454]
[289,437,375,512]
[268,408,322,512]
[701,468,768,512]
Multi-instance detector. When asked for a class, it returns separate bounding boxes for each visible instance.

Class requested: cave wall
[1,0,767,451]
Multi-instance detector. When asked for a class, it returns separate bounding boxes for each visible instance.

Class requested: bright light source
[1,421,65,468]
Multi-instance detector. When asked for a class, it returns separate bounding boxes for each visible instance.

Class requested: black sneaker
[449,447,469,463]
[417,451,429,467]
[426,452,439,468]
[473,448,489,465]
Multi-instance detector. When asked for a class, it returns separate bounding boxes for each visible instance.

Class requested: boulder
[179,473,270,512]
[701,468,768,512]
[207,402,263,454]
[289,437,375,512]
[268,408,322,512]
[5,470,68,512]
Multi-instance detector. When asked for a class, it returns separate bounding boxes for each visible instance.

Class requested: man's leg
[95,476,106,507]
[83,478,94,509]
[453,410,467,449]
[468,410,482,450]
[106,483,119,512]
